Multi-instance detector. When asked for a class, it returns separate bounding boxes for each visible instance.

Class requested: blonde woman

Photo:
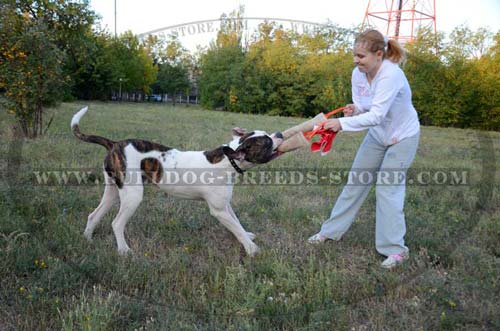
[308,30,420,269]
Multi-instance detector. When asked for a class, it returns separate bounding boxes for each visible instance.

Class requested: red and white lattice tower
[361,0,437,43]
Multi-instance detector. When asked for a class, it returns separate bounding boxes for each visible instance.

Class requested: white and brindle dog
[71,107,283,257]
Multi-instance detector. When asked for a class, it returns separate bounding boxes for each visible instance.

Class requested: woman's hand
[343,104,356,117]
[323,118,342,132]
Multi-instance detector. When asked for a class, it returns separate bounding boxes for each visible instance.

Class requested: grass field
[0,101,499,330]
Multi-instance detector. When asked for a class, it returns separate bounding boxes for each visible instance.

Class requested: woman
[308,29,420,269]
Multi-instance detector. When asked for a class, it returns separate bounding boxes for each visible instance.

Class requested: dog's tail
[71,106,115,151]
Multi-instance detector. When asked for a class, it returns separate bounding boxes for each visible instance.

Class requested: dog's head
[223,127,284,166]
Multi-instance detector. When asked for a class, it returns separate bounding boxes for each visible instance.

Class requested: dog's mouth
[269,133,284,161]
[270,150,284,161]
[266,134,284,162]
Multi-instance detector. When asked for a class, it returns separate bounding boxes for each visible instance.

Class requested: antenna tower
[362,0,437,43]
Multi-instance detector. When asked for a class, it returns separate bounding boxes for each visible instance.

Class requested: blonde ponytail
[386,39,405,64]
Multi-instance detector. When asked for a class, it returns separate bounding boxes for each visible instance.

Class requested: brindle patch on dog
[141,158,163,183]
[238,131,255,144]
[204,147,225,164]
[104,144,127,188]
[104,139,171,188]
[73,125,115,150]
[129,140,171,153]
[237,136,274,163]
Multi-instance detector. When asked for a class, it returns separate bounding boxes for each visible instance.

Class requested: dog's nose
[274,132,283,139]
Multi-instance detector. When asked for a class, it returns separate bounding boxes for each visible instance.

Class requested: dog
[71,106,283,256]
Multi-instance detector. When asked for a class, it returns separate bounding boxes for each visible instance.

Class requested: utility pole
[114,0,117,37]
[119,78,122,101]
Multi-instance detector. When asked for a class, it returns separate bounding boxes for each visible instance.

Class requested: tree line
[1,1,499,138]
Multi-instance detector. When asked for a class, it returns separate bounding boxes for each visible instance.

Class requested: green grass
[1,101,499,330]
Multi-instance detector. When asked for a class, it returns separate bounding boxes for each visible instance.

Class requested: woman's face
[353,42,383,75]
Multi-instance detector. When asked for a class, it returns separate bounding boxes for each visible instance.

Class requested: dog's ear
[222,145,244,160]
[232,127,247,137]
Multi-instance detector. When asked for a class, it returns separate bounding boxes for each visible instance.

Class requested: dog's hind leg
[207,202,259,257]
[84,173,119,241]
[112,183,144,255]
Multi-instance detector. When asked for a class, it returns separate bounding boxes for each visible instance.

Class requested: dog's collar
[222,144,245,175]
[229,157,245,175]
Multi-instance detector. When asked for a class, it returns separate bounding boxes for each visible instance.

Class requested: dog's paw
[245,242,260,257]
[246,232,256,240]
[117,246,132,256]
[83,230,93,242]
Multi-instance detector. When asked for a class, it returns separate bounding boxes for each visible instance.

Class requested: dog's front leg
[207,202,259,257]
[226,204,256,240]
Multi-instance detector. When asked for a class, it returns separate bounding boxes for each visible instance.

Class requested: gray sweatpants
[319,130,420,256]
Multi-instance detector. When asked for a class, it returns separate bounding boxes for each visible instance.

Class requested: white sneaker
[307,233,328,244]
[381,253,408,269]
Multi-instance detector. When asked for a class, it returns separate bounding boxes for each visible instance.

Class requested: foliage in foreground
[0,4,65,137]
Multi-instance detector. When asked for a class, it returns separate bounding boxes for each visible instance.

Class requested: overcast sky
[89,0,500,49]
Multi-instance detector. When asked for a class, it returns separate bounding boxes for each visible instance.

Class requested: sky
[89,0,500,49]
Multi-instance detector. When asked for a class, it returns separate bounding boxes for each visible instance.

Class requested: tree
[0,0,101,137]
[475,32,500,130]
[142,34,165,66]
[440,26,496,128]
[107,32,157,98]
[444,25,494,60]
[69,30,158,101]
[0,6,65,138]
[404,29,449,126]
[252,26,307,116]
[299,27,354,115]
[150,34,193,104]
[199,44,245,110]
[198,9,246,111]
[157,63,190,105]
[14,0,99,99]
[235,24,354,117]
